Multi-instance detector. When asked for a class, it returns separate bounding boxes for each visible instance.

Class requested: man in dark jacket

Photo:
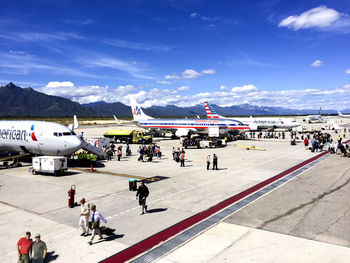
[136,181,149,214]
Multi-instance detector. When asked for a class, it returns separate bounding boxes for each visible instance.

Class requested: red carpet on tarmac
[102,149,332,263]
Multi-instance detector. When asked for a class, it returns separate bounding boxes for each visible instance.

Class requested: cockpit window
[53,132,58,136]
[63,132,71,136]
[59,133,63,136]
[71,131,76,135]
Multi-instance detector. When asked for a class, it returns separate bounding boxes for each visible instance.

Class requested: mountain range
[0,83,348,117]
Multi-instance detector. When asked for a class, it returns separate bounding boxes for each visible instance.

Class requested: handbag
[92,221,100,229]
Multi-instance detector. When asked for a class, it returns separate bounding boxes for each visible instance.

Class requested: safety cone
[90,164,94,173]
[258,137,260,141]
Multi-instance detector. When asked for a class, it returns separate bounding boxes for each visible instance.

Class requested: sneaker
[141,212,144,215]
[84,233,90,237]
[88,241,92,245]
[98,236,103,240]
[80,233,85,236]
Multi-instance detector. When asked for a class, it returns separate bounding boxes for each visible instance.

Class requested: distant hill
[0,83,340,117]
[0,82,100,117]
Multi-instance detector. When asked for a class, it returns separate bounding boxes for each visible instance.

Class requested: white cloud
[36,81,350,110]
[157,80,172,85]
[279,6,340,30]
[231,84,257,93]
[190,13,198,18]
[46,81,74,88]
[202,69,216,74]
[345,69,350,74]
[310,60,323,67]
[182,69,202,79]
[164,68,215,80]
[178,86,190,91]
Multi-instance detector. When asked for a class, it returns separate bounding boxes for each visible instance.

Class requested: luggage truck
[103,129,152,144]
[182,126,228,149]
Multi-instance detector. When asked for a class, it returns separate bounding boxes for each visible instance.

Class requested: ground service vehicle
[103,129,152,144]
[32,156,67,175]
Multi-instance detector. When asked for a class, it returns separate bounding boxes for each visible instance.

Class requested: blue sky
[0,0,349,110]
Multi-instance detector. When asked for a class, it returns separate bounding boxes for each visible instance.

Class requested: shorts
[139,198,146,206]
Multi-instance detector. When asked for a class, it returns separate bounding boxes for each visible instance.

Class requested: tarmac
[0,116,349,263]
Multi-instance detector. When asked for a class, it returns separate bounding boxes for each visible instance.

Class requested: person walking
[180,151,185,167]
[88,205,107,245]
[213,154,218,170]
[136,181,149,215]
[206,154,210,170]
[31,234,47,263]
[117,147,122,161]
[17,231,33,263]
[79,198,90,236]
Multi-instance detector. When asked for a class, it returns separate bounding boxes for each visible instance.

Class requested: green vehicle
[103,129,152,144]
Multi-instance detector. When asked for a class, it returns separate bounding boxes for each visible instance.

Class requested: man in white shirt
[88,204,107,245]
[79,198,90,236]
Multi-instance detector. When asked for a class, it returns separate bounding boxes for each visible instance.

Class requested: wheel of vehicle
[32,170,36,175]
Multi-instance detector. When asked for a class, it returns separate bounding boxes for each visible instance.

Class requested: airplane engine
[175,128,192,138]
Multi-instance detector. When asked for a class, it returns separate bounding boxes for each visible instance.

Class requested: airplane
[129,96,250,137]
[303,108,326,123]
[338,111,350,118]
[113,115,121,125]
[204,101,301,131]
[0,120,82,156]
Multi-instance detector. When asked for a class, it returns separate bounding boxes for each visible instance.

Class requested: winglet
[113,115,121,125]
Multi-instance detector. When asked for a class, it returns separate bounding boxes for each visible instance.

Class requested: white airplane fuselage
[0,121,82,155]
[136,118,250,136]
[235,117,300,130]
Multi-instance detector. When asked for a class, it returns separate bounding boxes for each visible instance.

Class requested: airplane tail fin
[113,115,121,125]
[129,96,154,121]
[338,111,343,116]
[204,101,225,119]
[73,115,79,130]
[68,115,79,131]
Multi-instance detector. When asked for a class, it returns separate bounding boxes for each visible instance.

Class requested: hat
[35,234,40,238]
[26,231,31,236]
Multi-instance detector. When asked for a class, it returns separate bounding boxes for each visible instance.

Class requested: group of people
[172,147,186,167]
[137,144,162,162]
[104,143,132,161]
[17,232,47,263]
[206,154,219,170]
[254,131,286,139]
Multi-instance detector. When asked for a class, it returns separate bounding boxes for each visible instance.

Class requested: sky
[0,0,349,110]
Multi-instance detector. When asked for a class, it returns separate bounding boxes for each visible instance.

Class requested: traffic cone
[90,164,94,173]
[258,137,260,141]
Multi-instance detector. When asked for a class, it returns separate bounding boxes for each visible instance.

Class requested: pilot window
[53,132,58,136]
[63,132,71,136]
[71,131,76,135]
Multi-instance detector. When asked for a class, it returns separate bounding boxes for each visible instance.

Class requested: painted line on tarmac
[70,168,148,180]
[100,150,332,263]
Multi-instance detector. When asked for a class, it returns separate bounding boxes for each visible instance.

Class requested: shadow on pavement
[147,208,168,213]
[45,251,59,262]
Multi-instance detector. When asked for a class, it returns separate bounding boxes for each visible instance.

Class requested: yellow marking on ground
[70,167,147,179]
[235,144,266,151]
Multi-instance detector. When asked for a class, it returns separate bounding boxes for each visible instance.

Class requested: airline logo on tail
[133,106,142,116]
[204,101,221,119]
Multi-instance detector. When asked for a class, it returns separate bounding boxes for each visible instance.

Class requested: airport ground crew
[88,205,107,245]
[206,154,210,170]
[92,154,97,167]
[79,198,90,236]
[180,152,185,167]
[213,154,218,170]
[17,231,33,263]
[136,181,149,215]
[117,147,122,161]
[32,234,47,263]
